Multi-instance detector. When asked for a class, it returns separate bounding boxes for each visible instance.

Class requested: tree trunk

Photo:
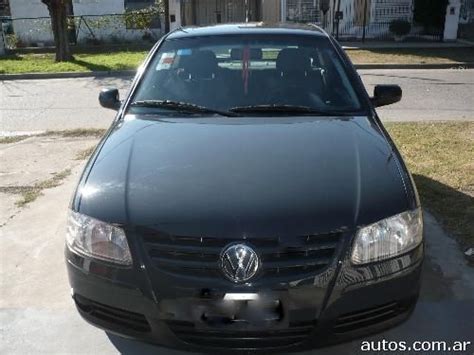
[0,26,6,56]
[43,0,73,62]
[164,0,170,33]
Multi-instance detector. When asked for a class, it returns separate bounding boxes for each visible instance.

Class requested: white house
[327,0,414,38]
[7,0,466,45]
[9,0,322,45]
[9,0,182,46]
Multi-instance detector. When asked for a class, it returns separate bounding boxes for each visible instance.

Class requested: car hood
[76,115,409,237]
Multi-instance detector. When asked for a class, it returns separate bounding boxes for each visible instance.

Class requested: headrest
[230,48,263,60]
[276,48,311,73]
[180,50,218,79]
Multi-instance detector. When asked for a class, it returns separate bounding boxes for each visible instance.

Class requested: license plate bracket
[195,294,286,330]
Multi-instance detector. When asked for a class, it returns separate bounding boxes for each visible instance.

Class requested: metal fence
[1,12,447,50]
[1,13,163,49]
[333,20,443,42]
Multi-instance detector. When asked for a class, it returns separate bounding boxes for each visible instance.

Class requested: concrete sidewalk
[1,135,473,354]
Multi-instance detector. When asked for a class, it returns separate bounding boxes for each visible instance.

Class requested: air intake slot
[74,294,151,333]
[334,301,405,333]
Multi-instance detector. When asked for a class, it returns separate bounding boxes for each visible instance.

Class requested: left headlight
[351,208,423,265]
[66,210,132,266]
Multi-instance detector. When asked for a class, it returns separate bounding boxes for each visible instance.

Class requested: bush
[389,19,412,36]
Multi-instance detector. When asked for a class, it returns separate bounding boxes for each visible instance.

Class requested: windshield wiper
[130,100,239,117]
[229,104,350,116]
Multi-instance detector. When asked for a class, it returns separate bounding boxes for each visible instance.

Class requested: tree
[41,0,73,62]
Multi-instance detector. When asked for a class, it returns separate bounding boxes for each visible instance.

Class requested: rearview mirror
[99,88,121,110]
[371,85,402,108]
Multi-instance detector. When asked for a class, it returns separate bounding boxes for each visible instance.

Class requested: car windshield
[130,34,363,115]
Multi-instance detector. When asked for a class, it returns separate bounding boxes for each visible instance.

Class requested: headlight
[66,210,132,266]
[351,208,423,265]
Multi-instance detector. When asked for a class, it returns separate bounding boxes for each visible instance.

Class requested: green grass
[0,128,106,144]
[386,122,474,246]
[0,51,148,74]
[1,47,473,74]
[48,128,106,138]
[347,47,474,64]
[14,169,72,207]
[0,136,30,144]
[75,146,96,160]
[0,169,73,207]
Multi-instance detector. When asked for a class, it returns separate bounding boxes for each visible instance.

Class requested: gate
[181,0,261,26]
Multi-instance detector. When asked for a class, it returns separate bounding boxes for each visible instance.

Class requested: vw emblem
[220,244,260,283]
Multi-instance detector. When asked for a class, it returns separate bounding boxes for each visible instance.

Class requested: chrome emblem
[220,244,260,283]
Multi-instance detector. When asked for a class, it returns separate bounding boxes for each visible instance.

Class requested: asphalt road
[1,69,473,134]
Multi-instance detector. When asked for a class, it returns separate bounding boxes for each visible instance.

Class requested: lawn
[385,122,474,247]
[0,51,148,74]
[347,47,474,64]
[1,47,473,74]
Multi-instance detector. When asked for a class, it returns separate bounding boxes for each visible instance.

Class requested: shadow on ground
[413,174,474,247]
[69,58,112,72]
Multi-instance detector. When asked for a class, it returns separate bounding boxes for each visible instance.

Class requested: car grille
[334,301,406,334]
[140,230,342,281]
[167,320,316,349]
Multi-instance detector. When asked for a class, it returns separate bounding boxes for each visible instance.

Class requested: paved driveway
[1,69,474,134]
[1,137,473,354]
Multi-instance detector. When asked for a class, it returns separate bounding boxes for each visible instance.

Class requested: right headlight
[351,208,423,265]
[66,210,132,266]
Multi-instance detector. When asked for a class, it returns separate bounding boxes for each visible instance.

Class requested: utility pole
[281,0,287,22]
[245,0,249,22]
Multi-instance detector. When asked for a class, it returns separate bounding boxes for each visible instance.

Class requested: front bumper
[66,241,423,352]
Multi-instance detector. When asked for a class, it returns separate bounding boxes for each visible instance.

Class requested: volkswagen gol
[66,23,423,352]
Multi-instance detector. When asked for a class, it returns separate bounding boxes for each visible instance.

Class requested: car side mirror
[99,88,121,110]
[371,85,402,107]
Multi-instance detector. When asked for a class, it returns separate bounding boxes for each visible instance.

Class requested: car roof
[166,22,329,40]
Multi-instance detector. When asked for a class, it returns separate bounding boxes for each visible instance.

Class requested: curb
[342,44,474,50]
[355,63,474,69]
[1,63,473,80]
[0,70,136,81]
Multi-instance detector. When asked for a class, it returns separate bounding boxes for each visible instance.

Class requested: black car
[66,23,423,352]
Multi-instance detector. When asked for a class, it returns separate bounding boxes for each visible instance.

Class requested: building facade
[6,0,465,45]
[180,0,260,26]
[459,0,474,37]
[8,0,180,46]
